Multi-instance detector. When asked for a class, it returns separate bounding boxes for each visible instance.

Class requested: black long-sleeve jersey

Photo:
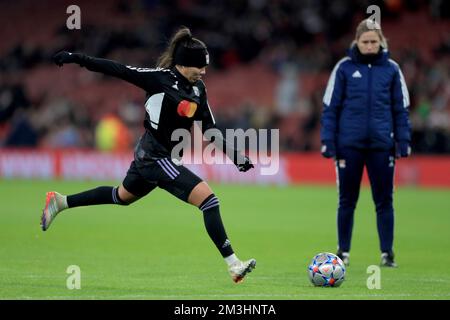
[78,55,220,162]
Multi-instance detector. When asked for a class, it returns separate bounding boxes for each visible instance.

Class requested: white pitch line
[3,293,450,300]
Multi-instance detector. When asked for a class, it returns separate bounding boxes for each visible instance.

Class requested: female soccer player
[320,19,411,267]
[42,27,256,283]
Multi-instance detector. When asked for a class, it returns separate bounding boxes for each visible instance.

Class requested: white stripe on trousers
[162,158,180,175]
[156,159,180,179]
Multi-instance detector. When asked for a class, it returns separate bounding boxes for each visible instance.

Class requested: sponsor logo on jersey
[177,100,197,118]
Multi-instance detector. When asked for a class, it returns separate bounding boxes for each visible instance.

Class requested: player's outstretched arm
[52,51,155,90]
[204,133,254,173]
[194,89,254,173]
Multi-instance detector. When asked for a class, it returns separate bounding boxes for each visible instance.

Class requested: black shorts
[122,158,203,202]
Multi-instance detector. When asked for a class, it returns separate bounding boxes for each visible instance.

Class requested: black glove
[321,140,336,159]
[52,51,83,67]
[235,155,254,172]
[396,140,411,158]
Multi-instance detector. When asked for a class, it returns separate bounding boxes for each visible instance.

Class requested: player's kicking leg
[40,183,145,231]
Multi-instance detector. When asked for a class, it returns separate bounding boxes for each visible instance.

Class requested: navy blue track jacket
[321,46,411,150]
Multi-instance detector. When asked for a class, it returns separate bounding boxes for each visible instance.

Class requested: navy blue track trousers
[336,147,395,253]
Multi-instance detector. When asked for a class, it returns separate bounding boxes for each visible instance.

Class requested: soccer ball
[308,252,346,287]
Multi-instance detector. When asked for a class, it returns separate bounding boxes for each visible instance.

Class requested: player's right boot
[336,250,350,266]
[380,251,397,268]
[228,258,256,283]
[41,191,65,231]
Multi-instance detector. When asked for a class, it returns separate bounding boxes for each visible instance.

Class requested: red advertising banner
[1,149,449,188]
[283,153,450,188]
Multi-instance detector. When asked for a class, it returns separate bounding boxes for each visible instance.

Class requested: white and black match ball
[308,252,346,287]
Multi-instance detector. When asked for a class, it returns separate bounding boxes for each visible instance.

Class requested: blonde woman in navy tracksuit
[320,20,411,267]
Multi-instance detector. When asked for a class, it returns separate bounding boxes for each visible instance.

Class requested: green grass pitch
[1,180,449,300]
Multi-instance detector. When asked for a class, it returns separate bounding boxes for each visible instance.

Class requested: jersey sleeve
[79,55,160,91]
[195,85,216,133]
[320,58,348,143]
[194,85,242,164]
[391,64,411,142]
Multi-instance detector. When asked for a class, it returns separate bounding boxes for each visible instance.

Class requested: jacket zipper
[366,63,372,145]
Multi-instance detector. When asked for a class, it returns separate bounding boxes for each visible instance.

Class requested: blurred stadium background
[1,0,450,300]
[0,0,450,299]
[1,0,449,186]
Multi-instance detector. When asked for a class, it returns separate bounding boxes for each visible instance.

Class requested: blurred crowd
[0,0,449,153]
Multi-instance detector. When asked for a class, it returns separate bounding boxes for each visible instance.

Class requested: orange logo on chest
[177,100,197,118]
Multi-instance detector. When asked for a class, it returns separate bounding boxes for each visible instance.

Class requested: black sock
[67,186,127,208]
[200,194,234,258]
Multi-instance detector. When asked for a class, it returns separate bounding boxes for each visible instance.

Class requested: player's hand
[321,140,336,159]
[235,155,254,172]
[52,51,81,66]
[396,140,411,158]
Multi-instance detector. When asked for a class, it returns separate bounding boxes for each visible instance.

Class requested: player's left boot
[41,191,66,231]
[336,250,350,266]
[228,258,256,283]
[380,251,397,268]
